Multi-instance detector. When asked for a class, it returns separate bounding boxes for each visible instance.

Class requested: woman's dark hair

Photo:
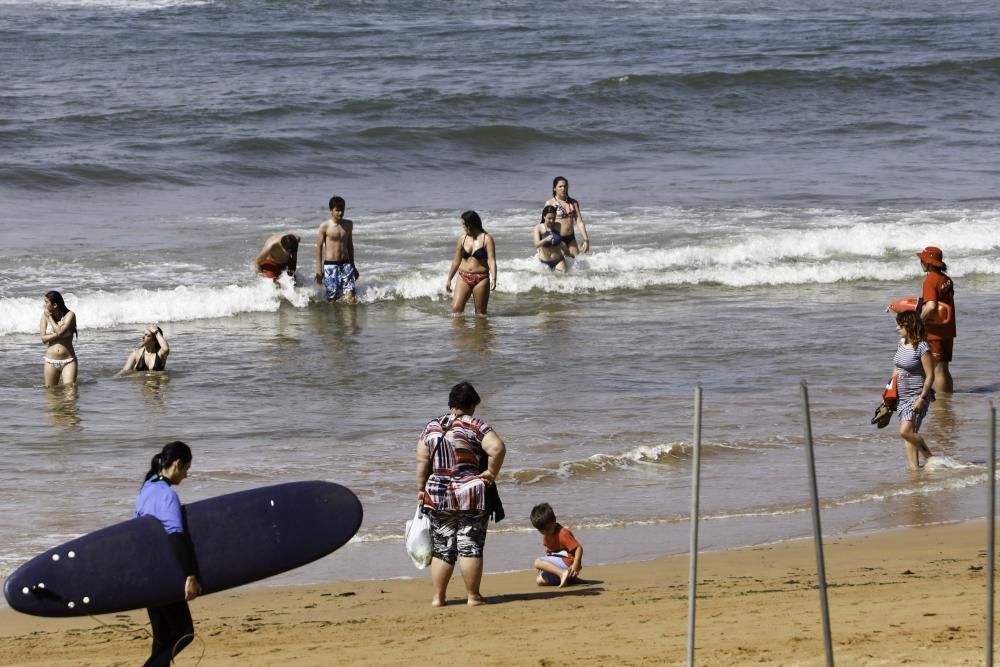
[541,205,558,223]
[448,382,481,412]
[45,291,69,319]
[143,440,192,483]
[551,176,568,196]
[895,310,926,347]
[280,234,299,253]
[530,502,557,530]
[460,211,485,236]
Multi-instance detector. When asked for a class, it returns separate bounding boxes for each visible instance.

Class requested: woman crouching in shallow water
[39,290,77,387]
[118,325,170,376]
[135,441,201,667]
[892,310,936,469]
[446,211,496,315]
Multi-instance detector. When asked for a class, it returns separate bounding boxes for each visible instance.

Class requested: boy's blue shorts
[538,555,569,585]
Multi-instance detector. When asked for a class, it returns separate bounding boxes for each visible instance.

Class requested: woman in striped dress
[892,311,936,469]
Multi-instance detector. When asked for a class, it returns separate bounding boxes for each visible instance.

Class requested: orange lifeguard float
[887,295,952,325]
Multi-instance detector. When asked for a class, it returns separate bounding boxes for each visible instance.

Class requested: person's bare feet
[431,597,446,607]
[467,595,486,606]
[558,569,572,588]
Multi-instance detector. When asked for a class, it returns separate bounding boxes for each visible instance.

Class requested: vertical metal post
[801,381,834,667]
[987,404,996,667]
[686,385,703,667]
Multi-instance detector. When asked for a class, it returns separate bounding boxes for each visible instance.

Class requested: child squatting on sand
[530,502,583,587]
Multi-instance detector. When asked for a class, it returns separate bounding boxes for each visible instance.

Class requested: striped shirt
[894,340,933,425]
[420,414,494,512]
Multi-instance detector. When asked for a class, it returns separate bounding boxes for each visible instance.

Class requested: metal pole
[801,381,834,667]
[686,384,703,667]
[987,404,996,667]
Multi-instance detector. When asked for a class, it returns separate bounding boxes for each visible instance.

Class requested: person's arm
[478,431,506,485]
[568,543,583,579]
[347,222,359,280]
[533,224,546,249]
[445,237,463,293]
[575,200,590,253]
[116,348,140,377]
[919,275,938,322]
[416,438,431,504]
[153,328,170,361]
[287,244,298,274]
[40,312,75,342]
[914,347,935,413]
[315,224,327,284]
[486,234,498,291]
[159,492,202,601]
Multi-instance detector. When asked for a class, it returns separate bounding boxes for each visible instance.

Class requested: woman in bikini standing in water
[446,210,496,315]
[39,290,78,387]
[545,176,590,258]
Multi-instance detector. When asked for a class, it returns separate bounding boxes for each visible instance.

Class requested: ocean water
[2,0,1000,592]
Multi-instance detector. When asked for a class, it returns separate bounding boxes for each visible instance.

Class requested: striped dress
[420,414,493,512]
[893,340,932,428]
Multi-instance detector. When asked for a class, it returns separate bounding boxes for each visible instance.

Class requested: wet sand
[2,520,995,666]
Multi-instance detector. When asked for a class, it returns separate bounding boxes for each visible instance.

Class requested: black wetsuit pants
[144,601,194,667]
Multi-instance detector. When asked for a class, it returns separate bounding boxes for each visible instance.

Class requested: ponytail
[142,440,192,484]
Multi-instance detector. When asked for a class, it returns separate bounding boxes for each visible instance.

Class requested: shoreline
[3,518,995,666]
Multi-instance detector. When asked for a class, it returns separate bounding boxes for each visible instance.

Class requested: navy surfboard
[4,481,363,617]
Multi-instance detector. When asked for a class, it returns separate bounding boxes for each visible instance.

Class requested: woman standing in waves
[135,441,201,666]
[891,311,936,469]
[545,176,590,258]
[118,325,171,376]
[533,205,567,272]
[39,291,77,387]
[416,382,506,606]
[446,211,497,315]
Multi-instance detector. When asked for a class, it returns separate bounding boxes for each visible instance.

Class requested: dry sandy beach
[2,520,996,666]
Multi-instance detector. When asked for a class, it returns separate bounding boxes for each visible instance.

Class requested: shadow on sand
[488,581,605,605]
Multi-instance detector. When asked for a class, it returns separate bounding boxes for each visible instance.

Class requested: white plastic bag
[405,504,433,569]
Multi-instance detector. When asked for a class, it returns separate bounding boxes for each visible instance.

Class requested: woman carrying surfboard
[135,441,201,667]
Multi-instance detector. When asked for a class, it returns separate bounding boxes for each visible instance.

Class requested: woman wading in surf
[445,211,497,315]
[39,291,77,387]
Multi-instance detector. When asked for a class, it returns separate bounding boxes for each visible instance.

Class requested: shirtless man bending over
[255,233,301,280]
[314,196,359,303]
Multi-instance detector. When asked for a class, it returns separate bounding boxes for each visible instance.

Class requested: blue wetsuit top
[135,477,184,534]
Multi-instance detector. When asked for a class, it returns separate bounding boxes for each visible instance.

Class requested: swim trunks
[259,259,284,280]
[323,260,356,301]
[459,270,489,288]
[928,338,953,363]
[537,555,569,585]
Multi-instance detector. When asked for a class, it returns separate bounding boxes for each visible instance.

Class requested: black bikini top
[135,350,165,371]
[461,235,488,261]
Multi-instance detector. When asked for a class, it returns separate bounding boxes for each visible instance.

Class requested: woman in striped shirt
[891,311,936,469]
